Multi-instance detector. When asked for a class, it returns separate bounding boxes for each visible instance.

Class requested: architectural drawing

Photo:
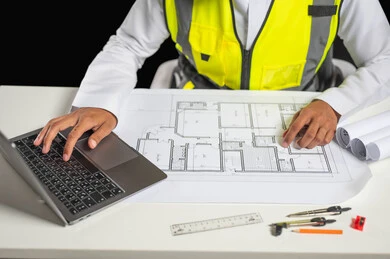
[117,89,371,204]
[136,101,333,174]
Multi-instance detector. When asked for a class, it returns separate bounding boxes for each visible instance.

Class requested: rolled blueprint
[366,135,390,161]
[350,126,390,160]
[336,110,390,149]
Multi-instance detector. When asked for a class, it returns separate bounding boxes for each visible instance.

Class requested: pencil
[291,228,343,234]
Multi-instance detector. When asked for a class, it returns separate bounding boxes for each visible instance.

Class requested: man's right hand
[33,107,118,161]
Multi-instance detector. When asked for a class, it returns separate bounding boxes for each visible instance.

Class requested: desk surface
[1,85,390,259]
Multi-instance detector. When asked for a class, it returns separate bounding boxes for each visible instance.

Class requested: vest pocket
[260,61,306,90]
[188,23,225,86]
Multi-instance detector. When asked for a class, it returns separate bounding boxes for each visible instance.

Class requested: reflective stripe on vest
[164,0,341,90]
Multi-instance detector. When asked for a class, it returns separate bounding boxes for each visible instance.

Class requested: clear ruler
[170,212,263,236]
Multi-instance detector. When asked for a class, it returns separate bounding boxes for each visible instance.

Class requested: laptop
[0,127,167,226]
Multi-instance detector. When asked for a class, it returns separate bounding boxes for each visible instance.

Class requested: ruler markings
[171,212,263,236]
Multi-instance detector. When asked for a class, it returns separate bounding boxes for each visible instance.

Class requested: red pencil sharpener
[352,215,366,231]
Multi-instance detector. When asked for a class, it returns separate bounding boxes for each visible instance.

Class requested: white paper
[366,135,390,161]
[114,89,371,204]
[350,126,390,160]
[336,110,390,149]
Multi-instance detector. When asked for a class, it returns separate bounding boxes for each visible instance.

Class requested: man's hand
[282,100,340,149]
[33,107,117,161]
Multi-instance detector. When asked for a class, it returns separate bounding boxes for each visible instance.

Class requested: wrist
[312,99,341,122]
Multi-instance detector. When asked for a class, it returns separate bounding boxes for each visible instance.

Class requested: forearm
[317,0,390,118]
[317,56,390,119]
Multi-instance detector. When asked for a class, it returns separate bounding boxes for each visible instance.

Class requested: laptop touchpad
[75,133,138,171]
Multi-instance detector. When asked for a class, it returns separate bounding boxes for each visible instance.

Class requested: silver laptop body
[0,128,167,226]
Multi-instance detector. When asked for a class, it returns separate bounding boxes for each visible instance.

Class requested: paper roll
[350,126,390,160]
[336,110,390,149]
[367,135,390,161]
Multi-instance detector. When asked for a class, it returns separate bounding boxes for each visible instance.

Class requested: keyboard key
[101,190,114,199]
[94,172,105,180]
[68,182,78,189]
[76,204,87,212]
[64,201,73,209]
[65,193,76,201]
[105,183,117,190]
[82,197,96,207]
[75,177,85,184]
[63,177,72,184]
[79,182,90,189]
[79,169,91,177]
[72,186,82,194]
[77,192,88,199]
[111,188,123,195]
[69,207,78,215]
[70,198,82,206]
[71,150,99,173]
[60,188,71,196]
[53,190,61,197]
[14,140,24,148]
[69,172,80,179]
[96,185,108,193]
[85,175,97,183]
[85,186,95,194]
[57,195,66,202]
[91,180,102,188]
[100,178,111,185]
[51,178,60,186]
[55,183,65,190]
[90,192,105,203]
[57,172,67,179]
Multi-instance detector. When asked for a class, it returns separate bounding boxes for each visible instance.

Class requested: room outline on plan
[117,90,370,203]
[131,97,346,182]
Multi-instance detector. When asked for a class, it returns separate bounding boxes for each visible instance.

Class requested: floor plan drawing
[136,101,333,174]
[117,89,371,204]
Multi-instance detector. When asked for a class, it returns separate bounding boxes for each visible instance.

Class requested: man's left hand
[282,100,340,149]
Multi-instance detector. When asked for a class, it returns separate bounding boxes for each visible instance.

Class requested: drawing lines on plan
[135,100,341,181]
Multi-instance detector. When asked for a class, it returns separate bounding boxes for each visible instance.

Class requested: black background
[1,1,388,89]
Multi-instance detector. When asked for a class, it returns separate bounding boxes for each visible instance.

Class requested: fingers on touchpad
[75,134,138,171]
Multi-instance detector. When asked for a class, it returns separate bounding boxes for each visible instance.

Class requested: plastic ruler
[170,212,263,236]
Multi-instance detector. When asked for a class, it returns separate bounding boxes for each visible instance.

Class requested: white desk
[1,85,390,259]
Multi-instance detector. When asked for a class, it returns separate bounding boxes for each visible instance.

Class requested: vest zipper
[229,0,275,90]
[241,49,252,90]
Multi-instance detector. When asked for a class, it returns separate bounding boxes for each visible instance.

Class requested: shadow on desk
[0,155,64,226]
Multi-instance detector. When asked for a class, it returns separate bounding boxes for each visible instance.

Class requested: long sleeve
[72,0,169,118]
[316,0,390,119]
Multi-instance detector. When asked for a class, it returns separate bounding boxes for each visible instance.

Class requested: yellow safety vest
[164,0,341,90]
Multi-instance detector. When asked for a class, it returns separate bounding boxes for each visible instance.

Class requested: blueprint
[115,89,371,204]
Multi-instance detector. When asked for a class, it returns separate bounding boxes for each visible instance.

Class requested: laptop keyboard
[13,133,124,215]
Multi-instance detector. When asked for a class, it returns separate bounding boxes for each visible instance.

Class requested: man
[34,0,390,162]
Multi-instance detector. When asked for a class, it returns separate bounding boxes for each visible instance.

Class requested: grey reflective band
[300,0,337,89]
[174,0,194,65]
